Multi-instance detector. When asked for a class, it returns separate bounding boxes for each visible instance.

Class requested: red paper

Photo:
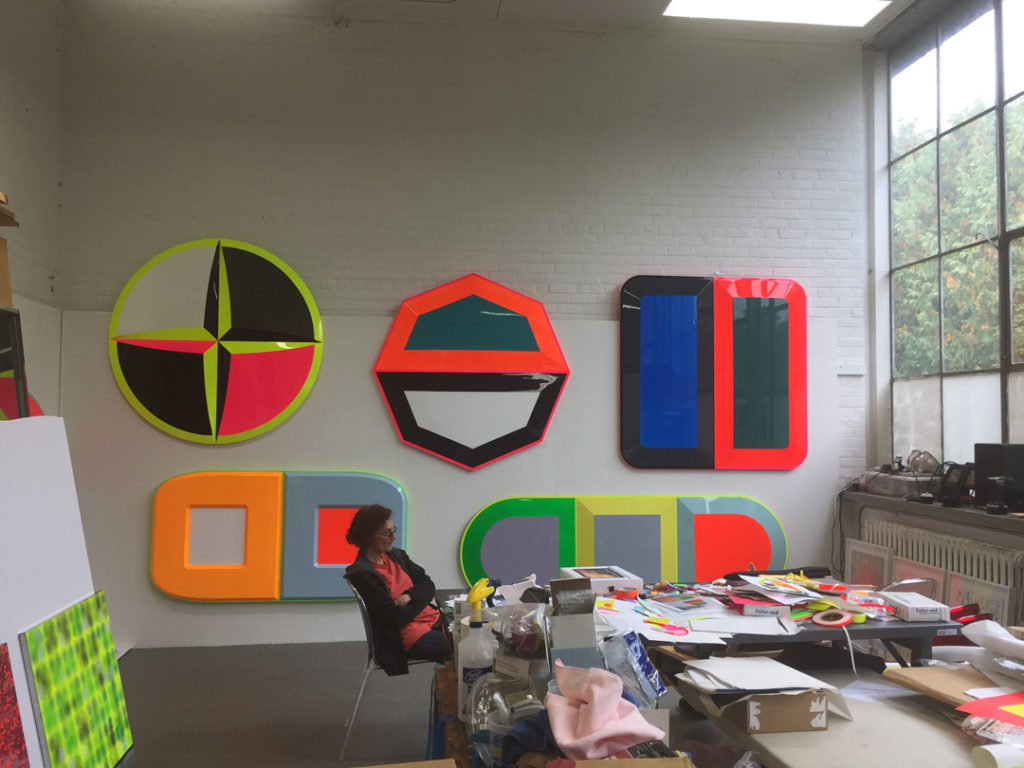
[957,691,1024,726]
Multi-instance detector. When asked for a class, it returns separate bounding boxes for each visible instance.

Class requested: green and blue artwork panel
[19,592,132,768]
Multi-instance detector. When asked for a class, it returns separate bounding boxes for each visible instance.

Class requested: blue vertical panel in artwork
[620,276,714,468]
[640,295,698,449]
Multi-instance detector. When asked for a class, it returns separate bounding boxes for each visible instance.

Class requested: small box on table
[879,591,951,621]
[559,565,643,594]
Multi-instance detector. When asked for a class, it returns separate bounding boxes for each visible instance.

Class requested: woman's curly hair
[345,504,393,550]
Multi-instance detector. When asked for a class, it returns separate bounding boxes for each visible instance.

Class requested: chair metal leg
[339,661,375,760]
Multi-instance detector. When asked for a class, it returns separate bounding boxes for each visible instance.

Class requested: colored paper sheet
[0,643,29,768]
[958,691,1024,726]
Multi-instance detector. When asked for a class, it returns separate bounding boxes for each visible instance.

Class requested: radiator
[861,518,1024,625]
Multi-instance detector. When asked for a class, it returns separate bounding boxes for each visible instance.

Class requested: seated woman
[345,504,451,675]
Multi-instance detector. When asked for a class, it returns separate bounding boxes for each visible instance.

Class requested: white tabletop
[685,669,978,768]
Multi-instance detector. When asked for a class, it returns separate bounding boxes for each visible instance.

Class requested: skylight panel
[663,0,892,27]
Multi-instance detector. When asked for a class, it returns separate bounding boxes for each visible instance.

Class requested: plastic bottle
[458,578,498,720]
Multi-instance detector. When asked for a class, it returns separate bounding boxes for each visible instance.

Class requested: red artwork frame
[713,277,807,470]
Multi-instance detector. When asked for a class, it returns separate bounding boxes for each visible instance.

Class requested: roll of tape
[812,609,853,627]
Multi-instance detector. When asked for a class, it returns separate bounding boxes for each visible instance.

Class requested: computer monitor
[0,306,29,418]
[974,443,1024,509]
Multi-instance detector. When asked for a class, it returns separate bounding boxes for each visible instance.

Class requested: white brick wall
[0,2,879,648]
[56,7,868,327]
[0,7,872,455]
[50,5,871,481]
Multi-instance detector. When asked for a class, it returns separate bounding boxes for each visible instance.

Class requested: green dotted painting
[20,592,132,768]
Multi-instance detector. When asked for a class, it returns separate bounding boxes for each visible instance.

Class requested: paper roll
[972,743,1024,768]
[964,621,1024,661]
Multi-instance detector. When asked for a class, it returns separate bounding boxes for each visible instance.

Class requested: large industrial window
[890,0,1024,463]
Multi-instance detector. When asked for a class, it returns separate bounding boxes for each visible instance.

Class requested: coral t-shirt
[373,555,440,651]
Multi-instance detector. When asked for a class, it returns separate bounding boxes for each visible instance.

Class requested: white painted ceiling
[314,0,920,42]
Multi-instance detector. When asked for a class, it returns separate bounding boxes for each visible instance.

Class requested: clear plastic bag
[495,604,547,659]
[601,631,666,708]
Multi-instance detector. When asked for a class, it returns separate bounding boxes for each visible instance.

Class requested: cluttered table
[584,573,960,666]
[433,569,1024,768]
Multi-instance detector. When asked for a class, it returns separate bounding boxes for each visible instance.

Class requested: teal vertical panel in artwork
[732,298,789,449]
[406,295,540,351]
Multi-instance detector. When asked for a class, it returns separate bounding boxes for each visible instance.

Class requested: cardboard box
[879,591,951,621]
[560,565,644,594]
[673,655,851,734]
[676,679,831,734]
[548,578,603,668]
[741,602,790,618]
[718,689,830,733]
[493,654,549,686]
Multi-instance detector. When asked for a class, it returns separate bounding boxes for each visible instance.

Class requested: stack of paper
[678,656,852,719]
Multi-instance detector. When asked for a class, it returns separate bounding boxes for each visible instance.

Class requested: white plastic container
[458,621,497,720]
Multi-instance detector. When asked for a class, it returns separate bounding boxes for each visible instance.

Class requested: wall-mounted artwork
[0,377,43,420]
[375,274,569,470]
[109,239,323,443]
[890,557,946,600]
[0,643,29,768]
[843,539,891,588]
[947,573,1011,625]
[151,470,406,601]
[0,306,39,421]
[19,592,132,768]
[460,495,787,586]
[620,276,807,469]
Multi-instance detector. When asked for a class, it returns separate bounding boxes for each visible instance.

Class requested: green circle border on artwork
[108,238,324,444]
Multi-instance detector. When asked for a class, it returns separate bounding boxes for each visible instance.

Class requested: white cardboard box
[559,565,644,594]
[879,591,951,621]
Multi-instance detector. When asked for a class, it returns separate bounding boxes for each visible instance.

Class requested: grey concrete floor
[118,642,749,768]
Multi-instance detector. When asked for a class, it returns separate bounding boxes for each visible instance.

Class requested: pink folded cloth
[544,660,665,760]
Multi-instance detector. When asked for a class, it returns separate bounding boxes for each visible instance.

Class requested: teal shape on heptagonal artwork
[405,295,540,351]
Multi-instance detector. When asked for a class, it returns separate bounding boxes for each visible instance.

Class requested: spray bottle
[458,577,498,721]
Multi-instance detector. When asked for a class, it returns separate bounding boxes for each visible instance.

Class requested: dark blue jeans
[407,617,452,663]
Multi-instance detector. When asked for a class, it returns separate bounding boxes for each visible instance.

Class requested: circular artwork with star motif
[109,239,323,443]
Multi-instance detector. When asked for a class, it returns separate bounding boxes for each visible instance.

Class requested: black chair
[340,577,435,760]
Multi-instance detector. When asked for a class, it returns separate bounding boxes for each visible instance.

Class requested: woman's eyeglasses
[375,527,398,539]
